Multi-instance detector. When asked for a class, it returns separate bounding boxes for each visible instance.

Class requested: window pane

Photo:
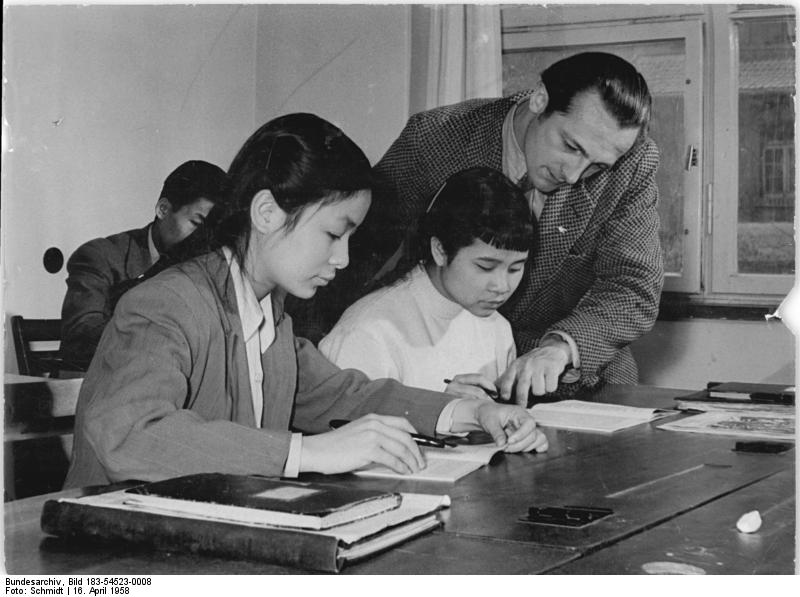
[503,40,687,275]
[736,17,795,275]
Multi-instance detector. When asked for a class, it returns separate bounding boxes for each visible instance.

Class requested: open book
[41,481,450,572]
[528,400,671,433]
[354,443,504,483]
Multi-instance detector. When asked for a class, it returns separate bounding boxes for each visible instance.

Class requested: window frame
[503,19,704,293]
[500,3,796,305]
[709,4,795,297]
[761,143,792,199]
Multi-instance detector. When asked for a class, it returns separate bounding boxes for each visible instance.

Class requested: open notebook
[528,400,671,433]
[353,443,504,483]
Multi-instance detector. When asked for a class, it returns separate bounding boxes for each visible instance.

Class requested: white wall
[254,4,411,165]
[2,4,258,371]
[2,4,795,390]
[632,318,794,390]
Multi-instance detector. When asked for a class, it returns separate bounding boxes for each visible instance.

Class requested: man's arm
[500,141,663,401]
[550,141,663,381]
[365,112,435,260]
[60,240,118,368]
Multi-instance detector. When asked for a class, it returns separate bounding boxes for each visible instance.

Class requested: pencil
[442,378,500,400]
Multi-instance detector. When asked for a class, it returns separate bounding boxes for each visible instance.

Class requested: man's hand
[451,400,549,453]
[497,338,571,405]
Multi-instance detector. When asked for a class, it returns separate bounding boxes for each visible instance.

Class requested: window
[726,12,796,282]
[762,144,793,199]
[501,4,795,304]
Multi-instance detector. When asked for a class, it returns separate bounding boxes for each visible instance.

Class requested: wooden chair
[6,316,81,500]
[10,315,65,377]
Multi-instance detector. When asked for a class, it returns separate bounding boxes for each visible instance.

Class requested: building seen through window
[737,17,795,275]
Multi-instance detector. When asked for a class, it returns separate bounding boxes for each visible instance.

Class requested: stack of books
[41,473,450,572]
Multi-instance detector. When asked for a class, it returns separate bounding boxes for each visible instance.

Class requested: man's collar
[502,98,531,190]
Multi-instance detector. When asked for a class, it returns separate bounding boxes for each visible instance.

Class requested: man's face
[523,90,640,194]
[154,197,215,252]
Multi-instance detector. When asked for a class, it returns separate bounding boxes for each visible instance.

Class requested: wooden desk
[548,468,796,574]
[4,375,82,500]
[3,385,795,574]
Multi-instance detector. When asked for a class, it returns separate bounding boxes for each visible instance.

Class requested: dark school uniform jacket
[60,225,153,370]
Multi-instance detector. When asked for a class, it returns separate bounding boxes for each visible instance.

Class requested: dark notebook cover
[41,499,343,572]
[708,382,794,402]
[124,473,401,529]
[677,382,795,405]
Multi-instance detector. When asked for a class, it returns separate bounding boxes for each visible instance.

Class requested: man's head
[152,160,228,253]
[519,52,652,194]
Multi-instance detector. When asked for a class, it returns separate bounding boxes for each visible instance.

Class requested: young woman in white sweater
[320,166,535,400]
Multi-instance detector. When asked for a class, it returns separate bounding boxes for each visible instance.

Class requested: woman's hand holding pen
[443,374,500,401]
[451,400,549,454]
[299,414,426,475]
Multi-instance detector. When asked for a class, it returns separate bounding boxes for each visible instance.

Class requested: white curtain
[421,4,503,110]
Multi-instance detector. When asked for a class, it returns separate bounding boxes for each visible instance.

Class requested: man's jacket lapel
[528,182,597,297]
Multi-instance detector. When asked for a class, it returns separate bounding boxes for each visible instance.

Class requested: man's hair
[160,160,228,209]
[541,52,652,135]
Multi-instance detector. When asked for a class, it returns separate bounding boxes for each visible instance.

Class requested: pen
[443,378,500,400]
[328,419,455,448]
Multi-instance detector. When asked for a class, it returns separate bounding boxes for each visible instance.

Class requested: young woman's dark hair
[541,52,652,137]
[377,166,535,289]
[216,113,377,267]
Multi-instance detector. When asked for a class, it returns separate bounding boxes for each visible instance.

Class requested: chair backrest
[10,316,64,377]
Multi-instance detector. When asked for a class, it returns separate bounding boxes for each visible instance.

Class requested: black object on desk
[686,381,795,405]
[520,505,614,528]
[733,441,794,454]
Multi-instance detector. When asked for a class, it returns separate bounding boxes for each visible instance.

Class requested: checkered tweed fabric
[292,94,664,393]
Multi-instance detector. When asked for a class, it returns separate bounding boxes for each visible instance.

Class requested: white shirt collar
[146,225,160,266]
[222,247,275,351]
[501,99,529,188]
[501,98,545,218]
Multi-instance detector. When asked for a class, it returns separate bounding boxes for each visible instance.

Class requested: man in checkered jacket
[301,52,664,403]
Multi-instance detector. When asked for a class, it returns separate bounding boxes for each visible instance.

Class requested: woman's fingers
[348,415,425,471]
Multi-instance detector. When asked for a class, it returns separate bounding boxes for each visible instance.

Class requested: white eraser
[736,510,762,533]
